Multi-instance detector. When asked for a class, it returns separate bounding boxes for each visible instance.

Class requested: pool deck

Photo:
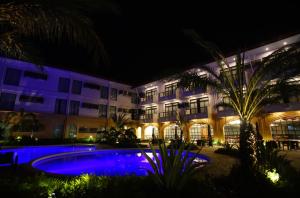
[199,147,300,177]
[197,147,239,177]
[279,150,300,172]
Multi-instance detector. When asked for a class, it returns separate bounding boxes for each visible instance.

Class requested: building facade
[136,34,300,144]
[0,58,140,139]
[1,33,300,143]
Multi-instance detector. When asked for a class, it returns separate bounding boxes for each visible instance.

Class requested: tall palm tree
[0,0,117,65]
[178,30,300,169]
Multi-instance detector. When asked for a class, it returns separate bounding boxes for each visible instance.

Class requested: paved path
[199,147,300,177]
[279,150,300,171]
[198,147,239,178]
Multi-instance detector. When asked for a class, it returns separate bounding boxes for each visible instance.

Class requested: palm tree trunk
[207,124,213,146]
[239,120,257,169]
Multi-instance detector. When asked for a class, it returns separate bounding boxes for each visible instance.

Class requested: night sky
[36,1,300,86]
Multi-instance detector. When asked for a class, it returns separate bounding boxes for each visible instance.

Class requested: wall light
[283,42,287,45]
[265,47,269,51]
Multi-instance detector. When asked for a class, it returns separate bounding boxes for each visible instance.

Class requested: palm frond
[0,1,111,65]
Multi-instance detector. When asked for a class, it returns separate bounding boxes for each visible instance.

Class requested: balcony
[181,87,206,98]
[140,95,157,105]
[184,108,208,120]
[158,111,177,122]
[159,90,177,101]
[217,107,236,117]
[140,114,158,123]
[263,102,300,113]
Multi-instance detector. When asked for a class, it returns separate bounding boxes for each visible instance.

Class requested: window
[83,82,100,90]
[109,106,117,118]
[81,102,99,109]
[110,88,118,101]
[98,104,107,118]
[224,123,240,144]
[72,80,82,95]
[131,93,139,104]
[69,100,80,115]
[24,71,47,80]
[58,77,70,93]
[165,103,178,112]
[145,88,157,100]
[189,97,208,114]
[165,83,177,94]
[4,68,21,86]
[55,99,67,114]
[189,124,213,141]
[271,119,300,140]
[164,125,180,141]
[100,86,109,99]
[131,109,140,120]
[146,106,157,115]
[19,95,44,103]
[0,92,16,110]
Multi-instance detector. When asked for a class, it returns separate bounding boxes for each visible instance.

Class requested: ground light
[266,169,280,183]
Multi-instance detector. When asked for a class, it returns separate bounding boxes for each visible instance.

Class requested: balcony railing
[159,90,176,101]
[181,87,206,97]
[140,95,158,104]
[158,111,177,122]
[184,107,208,119]
[140,114,154,123]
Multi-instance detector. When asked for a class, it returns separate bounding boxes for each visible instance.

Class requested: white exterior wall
[0,58,137,118]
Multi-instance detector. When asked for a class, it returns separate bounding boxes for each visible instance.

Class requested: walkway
[279,150,300,171]
[198,147,239,178]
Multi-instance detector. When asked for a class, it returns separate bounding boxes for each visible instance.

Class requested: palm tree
[112,112,130,130]
[9,108,42,136]
[178,30,300,169]
[0,0,117,65]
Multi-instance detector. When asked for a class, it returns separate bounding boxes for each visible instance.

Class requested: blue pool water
[0,145,95,164]
[32,150,208,176]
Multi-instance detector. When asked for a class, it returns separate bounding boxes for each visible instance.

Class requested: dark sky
[38,1,300,86]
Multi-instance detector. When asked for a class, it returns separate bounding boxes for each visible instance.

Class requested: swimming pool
[0,145,96,164]
[32,149,208,176]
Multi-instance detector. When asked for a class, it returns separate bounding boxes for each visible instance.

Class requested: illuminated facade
[136,34,300,144]
[0,58,140,139]
[0,33,300,143]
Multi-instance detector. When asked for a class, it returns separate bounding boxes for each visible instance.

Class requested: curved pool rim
[30,149,210,177]
[0,144,96,165]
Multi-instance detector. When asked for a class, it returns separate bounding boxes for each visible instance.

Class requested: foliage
[256,140,298,184]
[167,139,199,150]
[96,127,140,148]
[141,141,204,192]
[0,0,116,65]
[118,128,139,147]
[214,142,239,157]
[112,113,130,130]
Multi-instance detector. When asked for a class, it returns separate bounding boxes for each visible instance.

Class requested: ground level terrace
[2,110,300,144]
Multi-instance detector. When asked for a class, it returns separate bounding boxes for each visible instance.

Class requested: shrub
[141,142,204,192]
[214,142,239,157]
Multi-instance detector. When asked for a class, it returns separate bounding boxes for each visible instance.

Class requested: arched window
[224,120,240,144]
[164,125,180,141]
[270,118,300,140]
[144,126,159,139]
[189,124,213,142]
[136,127,142,139]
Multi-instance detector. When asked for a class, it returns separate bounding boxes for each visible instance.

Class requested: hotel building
[1,33,300,143]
